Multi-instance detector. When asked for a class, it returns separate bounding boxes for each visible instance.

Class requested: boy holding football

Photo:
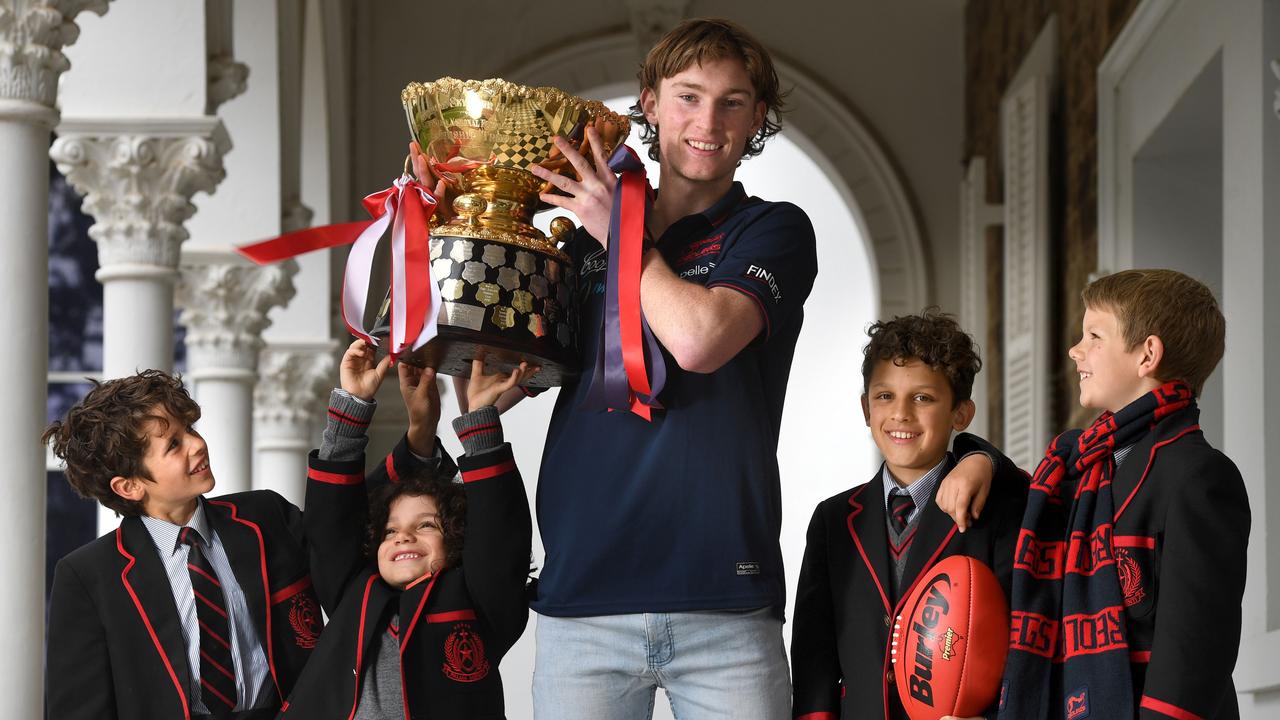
[791,309,1026,719]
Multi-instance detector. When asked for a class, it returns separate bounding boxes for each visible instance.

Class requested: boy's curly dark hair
[861,308,983,406]
[366,470,467,570]
[42,370,202,517]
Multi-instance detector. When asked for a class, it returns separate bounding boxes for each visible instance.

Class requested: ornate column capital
[176,254,299,372]
[0,0,110,107]
[254,343,337,438]
[49,118,230,269]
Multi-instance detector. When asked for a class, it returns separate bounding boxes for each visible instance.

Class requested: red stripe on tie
[193,589,228,619]
[385,453,400,483]
[201,678,237,710]
[199,619,231,651]
[188,563,221,587]
[1140,696,1204,720]
[200,648,236,681]
[270,575,313,605]
[307,467,363,485]
[461,459,515,483]
[426,609,477,623]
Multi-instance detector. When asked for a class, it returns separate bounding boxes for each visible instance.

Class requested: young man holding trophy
[520,18,818,718]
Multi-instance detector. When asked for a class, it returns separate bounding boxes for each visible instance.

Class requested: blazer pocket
[1113,535,1158,618]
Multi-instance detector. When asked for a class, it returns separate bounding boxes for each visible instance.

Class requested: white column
[254,344,335,505]
[176,254,298,495]
[51,122,229,533]
[0,1,110,714]
[51,121,230,377]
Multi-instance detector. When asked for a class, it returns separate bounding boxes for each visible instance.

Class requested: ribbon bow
[237,175,439,362]
[580,144,667,420]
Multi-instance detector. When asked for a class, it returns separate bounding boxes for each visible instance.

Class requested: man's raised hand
[529,127,616,246]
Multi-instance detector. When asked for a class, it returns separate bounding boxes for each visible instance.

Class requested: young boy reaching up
[279,341,534,719]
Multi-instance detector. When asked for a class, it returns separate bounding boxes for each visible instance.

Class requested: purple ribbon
[579,145,667,416]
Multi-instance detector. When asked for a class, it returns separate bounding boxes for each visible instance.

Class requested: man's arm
[638,250,763,372]
[791,504,842,718]
[47,560,117,720]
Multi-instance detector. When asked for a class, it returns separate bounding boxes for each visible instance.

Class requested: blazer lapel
[118,517,194,703]
[1112,406,1200,522]
[204,499,269,646]
[846,481,893,614]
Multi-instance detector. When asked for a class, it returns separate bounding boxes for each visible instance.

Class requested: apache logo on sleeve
[744,264,783,304]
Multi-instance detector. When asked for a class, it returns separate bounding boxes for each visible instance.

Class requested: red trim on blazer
[348,575,379,720]
[1140,695,1204,720]
[400,572,442,650]
[116,528,191,720]
[207,500,280,700]
[385,453,400,483]
[426,609,476,623]
[308,467,363,485]
[1114,425,1200,521]
[270,575,313,605]
[845,485,891,613]
[462,459,516,483]
[1113,535,1156,549]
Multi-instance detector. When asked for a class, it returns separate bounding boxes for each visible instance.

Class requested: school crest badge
[442,622,490,682]
[289,593,321,649]
[1115,548,1146,608]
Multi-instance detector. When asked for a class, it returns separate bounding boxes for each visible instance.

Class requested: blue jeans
[532,609,791,720]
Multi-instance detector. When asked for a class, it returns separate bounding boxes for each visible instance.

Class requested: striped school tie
[179,526,238,717]
[888,489,915,534]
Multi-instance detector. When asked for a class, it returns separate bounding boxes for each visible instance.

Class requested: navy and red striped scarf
[997,381,1193,720]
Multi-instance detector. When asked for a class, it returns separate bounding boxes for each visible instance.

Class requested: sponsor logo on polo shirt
[745,264,783,303]
[736,562,761,576]
[679,262,715,279]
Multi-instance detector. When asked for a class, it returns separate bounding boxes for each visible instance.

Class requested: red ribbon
[617,168,652,419]
[236,176,439,361]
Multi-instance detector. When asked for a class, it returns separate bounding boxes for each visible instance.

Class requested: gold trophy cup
[374,77,628,386]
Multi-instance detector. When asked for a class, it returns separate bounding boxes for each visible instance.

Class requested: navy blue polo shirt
[532,182,818,617]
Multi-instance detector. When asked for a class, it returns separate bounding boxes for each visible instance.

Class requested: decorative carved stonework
[625,0,688,56]
[207,53,248,112]
[281,198,314,233]
[254,345,335,430]
[1272,59,1279,121]
[205,0,246,112]
[0,0,109,106]
[50,121,230,268]
[176,258,299,370]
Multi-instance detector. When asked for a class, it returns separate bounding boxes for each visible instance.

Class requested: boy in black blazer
[279,341,533,719]
[44,369,430,720]
[791,310,1027,720]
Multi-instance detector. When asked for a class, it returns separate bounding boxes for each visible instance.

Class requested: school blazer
[278,443,531,720]
[46,437,423,720]
[791,433,1027,720]
[1109,406,1249,720]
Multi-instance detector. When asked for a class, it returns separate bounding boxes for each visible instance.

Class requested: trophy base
[385,326,576,389]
